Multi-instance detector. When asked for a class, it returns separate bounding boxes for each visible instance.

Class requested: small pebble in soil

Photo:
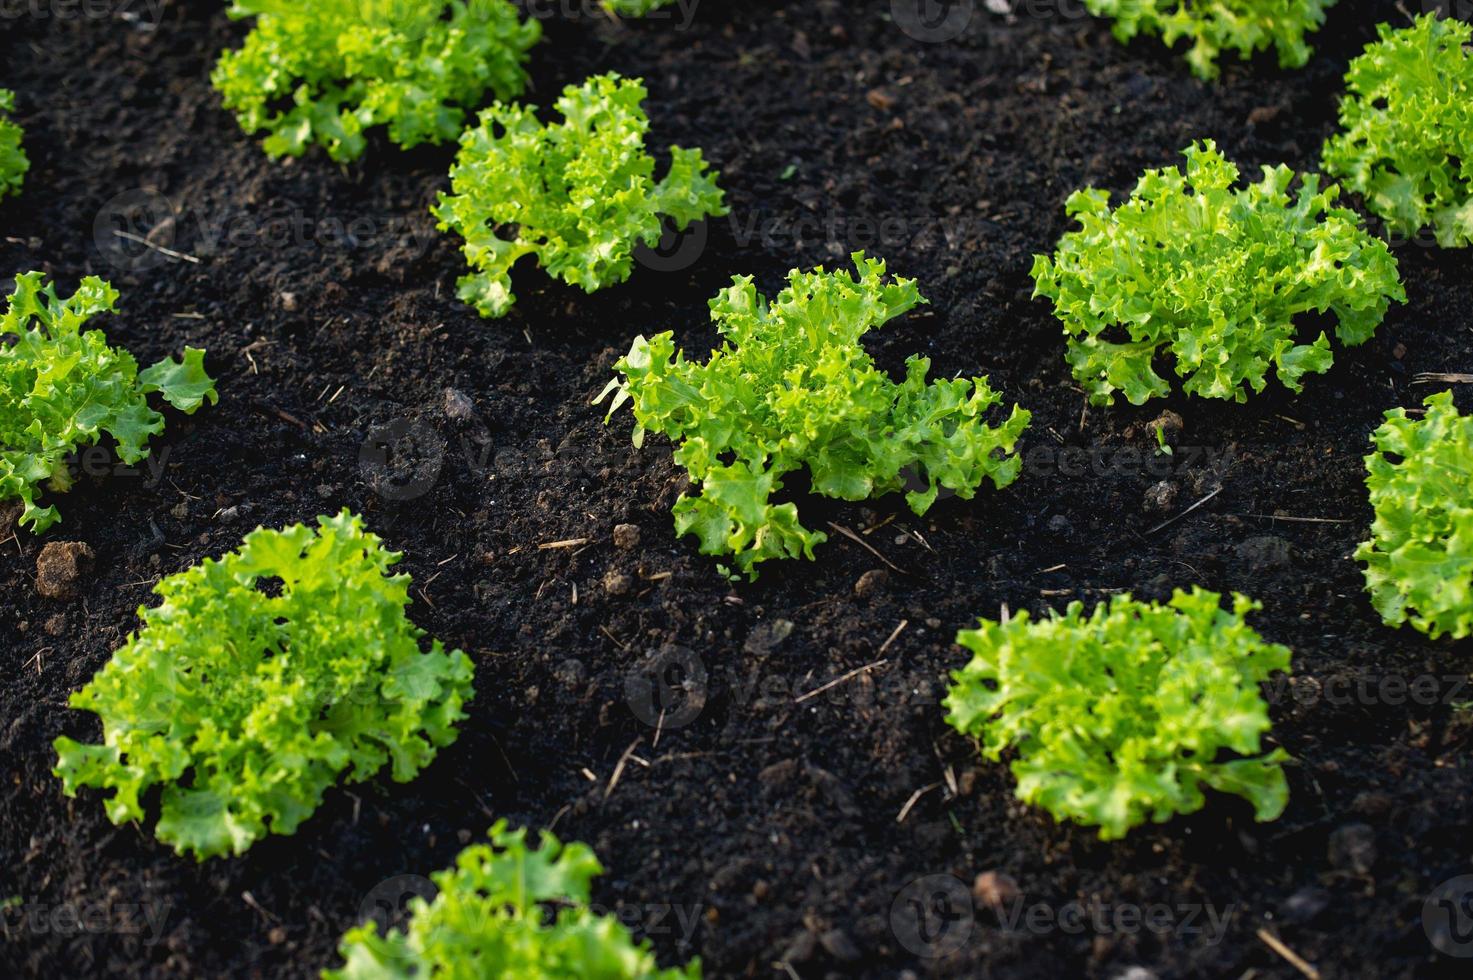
[1327,823,1377,874]
[854,568,888,597]
[603,570,632,596]
[612,523,641,549]
[1149,410,1185,441]
[1280,886,1331,924]
[444,387,475,421]
[1143,481,1178,514]
[1112,969,1160,980]
[35,541,95,600]
[818,928,860,962]
[744,619,794,655]
[972,870,1020,910]
[1235,535,1293,573]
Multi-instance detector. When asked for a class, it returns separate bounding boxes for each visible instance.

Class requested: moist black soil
[2,1,1471,977]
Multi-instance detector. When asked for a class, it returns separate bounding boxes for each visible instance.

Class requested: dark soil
[2,1,1471,977]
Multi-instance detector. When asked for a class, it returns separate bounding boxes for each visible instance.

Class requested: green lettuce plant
[1031,140,1405,406]
[1322,14,1473,249]
[1,273,216,533]
[432,72,727,319]
[53,510,474,861]
[325,820,700,979]
[944,588,1292,840]
[1355,391,1473,640]
[598,253,1031,580]
[0,88,27,200]
[212,0,541,162]
[1084,0,1335,80]
[604,0,679,15]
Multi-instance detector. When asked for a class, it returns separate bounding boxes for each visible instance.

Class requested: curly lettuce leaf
[0,273,217,533]
[1322,14,1473,248]
[1084,0,1335,80]
[433,73,727,319]
[0,88,27,201]
[53,510,475,860]
[1354,391,1473,640]
[212,0,541,162]
[600,252,1031,580]
[324,820,700,979]
[1031,140,1405,406]
[944,588,1292,840]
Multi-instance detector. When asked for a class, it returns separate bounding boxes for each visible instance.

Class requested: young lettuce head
[945,588,1292,840]
[325,820,701,979]
[1032,140,1404,406]
[433,72,727,319]
[599,252,1030,580]
[1355,391,1473,640]
[212,0,541,162]
[54,511,474,861]
[1,273,216,533]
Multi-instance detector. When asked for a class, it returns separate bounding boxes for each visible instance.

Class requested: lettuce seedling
[604,0,679,14]
[1,273,216,534]
[1031,140,1405,406]
[944,588,1292,840]
[1322,15,1473,249]
[53,511,474,861]
[212,0,541,162]
[325,820,700,979]
[598,253,1031,580]
[1084,0,1335,80]
[1355,391,1473,640]
[0,88,27,200]
[432,73,727,319]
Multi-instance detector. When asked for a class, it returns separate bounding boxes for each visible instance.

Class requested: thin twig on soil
[1146,486,1222,535]
[1413,372,1473,384]
[1230,514,1351,524]
[604,736,644,801]
[1256,928,1320,979]
[827,521,907,575]
[538,537,589,550]
[795,658,888,704]
[111,229,200,264]
[877,620,908,657]
[896,782,942,823]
